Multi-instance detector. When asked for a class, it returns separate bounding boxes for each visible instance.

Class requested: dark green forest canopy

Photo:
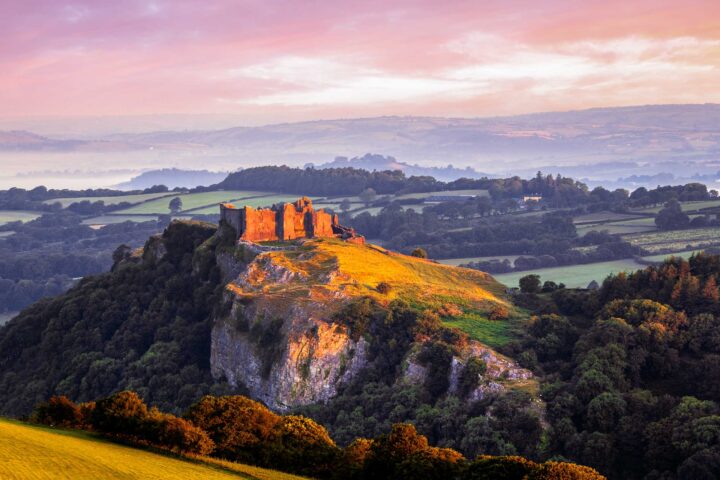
[0,221,238,416]
[508,253,720,479]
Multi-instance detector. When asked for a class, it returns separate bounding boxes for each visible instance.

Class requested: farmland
[81,214,166,226]
[622,228,720,253]
[0,417,308,480]
[439,255,520,266]
[115,190,277,214]
[0,210,41,226]
[494,249,710,289]
[494,258,646,289]
[630,199,720,214]
[43,192,174,208]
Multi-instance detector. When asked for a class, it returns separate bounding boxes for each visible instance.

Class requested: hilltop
[0,218,537,456]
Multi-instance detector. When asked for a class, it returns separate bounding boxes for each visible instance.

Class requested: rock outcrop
[209,234,536,412]
[211,242,368,410]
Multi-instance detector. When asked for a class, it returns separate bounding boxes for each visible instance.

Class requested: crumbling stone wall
[220,197,363,244]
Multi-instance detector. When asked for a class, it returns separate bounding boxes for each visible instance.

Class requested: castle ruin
[220,197,364,244]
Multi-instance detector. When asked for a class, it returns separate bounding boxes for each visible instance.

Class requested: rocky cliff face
[210,243,368,411]
[209,235,536,412]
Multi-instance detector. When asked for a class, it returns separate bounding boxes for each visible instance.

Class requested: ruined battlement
[220,197,365,244]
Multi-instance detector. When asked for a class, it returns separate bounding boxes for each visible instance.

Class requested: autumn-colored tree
[31,395,83,428]
[364,423,466,479]
[184,395,280,463]
[528,461,606,479]
[269,415,340,477]
[144,408,214,455]
[90,391,149,436]
[342,438,374,475]
[462,455,538,480]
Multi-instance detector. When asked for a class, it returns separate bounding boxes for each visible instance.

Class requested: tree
[269,415,340,477]
[655,199,690,230]
[528,461,605,479]
[519,275,541,294]
[145,409,215,455]
[90,391,149,436]
[340,199,352,213]
[32,395,83,428]
[184,395,280,463]
[411,248,428,259]
[359,188,377,207]
[168,197,183,214]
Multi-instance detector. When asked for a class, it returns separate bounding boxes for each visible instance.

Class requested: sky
[2,0,719,125]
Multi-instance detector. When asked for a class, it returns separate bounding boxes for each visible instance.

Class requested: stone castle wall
[220,197,363,244]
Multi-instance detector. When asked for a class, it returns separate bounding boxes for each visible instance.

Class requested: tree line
[31,391,604,480]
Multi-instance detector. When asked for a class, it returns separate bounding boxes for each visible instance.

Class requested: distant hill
[310,153,491,181]
[6,104,720,187]
[117,168,229,190]
[0,130,84,151]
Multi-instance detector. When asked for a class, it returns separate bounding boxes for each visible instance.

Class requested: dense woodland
[505,253,720,479]
[1,217,720,478]
[0,221,238,415]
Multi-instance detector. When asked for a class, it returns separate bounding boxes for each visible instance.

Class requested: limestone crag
[210,249,367,411]
[402,341,534,403]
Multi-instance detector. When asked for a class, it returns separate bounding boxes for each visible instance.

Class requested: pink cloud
[1,0,719,120]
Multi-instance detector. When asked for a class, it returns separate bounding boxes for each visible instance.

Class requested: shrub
[458,357,487,398]
[411,248,428,259]
[377,282,392,294]
[31,395,83,428]
[489,305,510,320]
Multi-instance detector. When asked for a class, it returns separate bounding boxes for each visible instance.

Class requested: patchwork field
[43,192,174,208]
[0,417,307,480]
[641,249,702,262]
[630,199,720,214]
[81,214,162,225]
[438,255,520,266]
[494,248,710,289]
[573,211,648,224]
[115,190,281,214]
[0,210,41,226]
[622,228,720,253]
[494,259,646,289]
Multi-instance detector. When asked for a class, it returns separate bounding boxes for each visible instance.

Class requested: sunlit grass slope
[0,417,307,480]
[231,238,523,347]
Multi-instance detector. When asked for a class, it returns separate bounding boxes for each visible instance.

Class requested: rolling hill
[0,417,307,480]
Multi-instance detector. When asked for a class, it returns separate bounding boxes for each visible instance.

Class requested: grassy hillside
[0,417,307,480]
[231,238,522,347]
